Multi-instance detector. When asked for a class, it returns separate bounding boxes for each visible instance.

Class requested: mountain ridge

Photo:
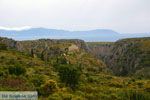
[0,28,150,41]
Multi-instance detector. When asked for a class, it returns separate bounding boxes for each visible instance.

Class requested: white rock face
[68,45,79,51]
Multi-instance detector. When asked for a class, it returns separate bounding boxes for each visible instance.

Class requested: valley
[0,37,150,100]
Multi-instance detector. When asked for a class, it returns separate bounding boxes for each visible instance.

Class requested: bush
[40,80,58,96]
[87,67,97,72]
[8,65,26,76]
[61,93,73,100]
[0,43,7,50]
[47,93,62,100]
[109,81,123,88]
[121,90,150,100]
[58,64,81,87]
[56,56,68,65]
[87,76,98,83]
[30,75,46,87]
[0,70,5,77]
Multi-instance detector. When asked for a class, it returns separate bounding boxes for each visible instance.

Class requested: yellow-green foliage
[65,50,107,73]
[138,40,150,52]
[46,43,108,73]
[0,44,150,100]
[40,80,58,96]
[0,43,7,50]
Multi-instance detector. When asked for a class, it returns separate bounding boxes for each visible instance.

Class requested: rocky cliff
[0,37,17,49]
[1,37,149,78]
[88,37,150,78]
[0,37,89,55]
[0,37,108,73]
[110,38,150,78]
[87,42,113,64]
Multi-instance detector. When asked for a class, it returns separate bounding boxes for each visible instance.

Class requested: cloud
[0,0,149,33]
[0,26,31,31]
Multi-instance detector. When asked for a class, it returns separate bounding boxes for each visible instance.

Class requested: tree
[58,64,81,87]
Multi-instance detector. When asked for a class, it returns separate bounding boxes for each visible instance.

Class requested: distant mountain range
[0,28,150,41]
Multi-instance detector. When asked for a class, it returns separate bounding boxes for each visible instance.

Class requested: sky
[0,0,150,33]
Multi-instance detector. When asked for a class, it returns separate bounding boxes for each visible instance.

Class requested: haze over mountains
[0,27,150,41]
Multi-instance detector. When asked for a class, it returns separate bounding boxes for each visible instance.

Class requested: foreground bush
[121,90,150,100]
[0,43,7,50]
[58,64,81,87]
[40,80,58,96]
[8,65,26,76]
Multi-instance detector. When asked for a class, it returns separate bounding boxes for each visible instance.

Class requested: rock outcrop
[88,37,150,78]
[1,37,149,78]
[0,37,108,73]
[109,38,150,77]
[0,37,89,55]
[87,42,113,64]
[0,37,17,49]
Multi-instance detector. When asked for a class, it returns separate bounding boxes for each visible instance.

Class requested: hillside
[1,37,150,78]
[88,37,150,78]
[0,38,150,100]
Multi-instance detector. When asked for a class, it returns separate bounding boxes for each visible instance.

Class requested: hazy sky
[0,0,150,33]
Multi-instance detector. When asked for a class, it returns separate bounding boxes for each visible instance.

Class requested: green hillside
[0,42,150,100]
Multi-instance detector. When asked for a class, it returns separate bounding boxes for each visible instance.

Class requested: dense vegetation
[0,38,150,100]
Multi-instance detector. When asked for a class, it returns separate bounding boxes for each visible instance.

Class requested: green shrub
[47,93,62,100]
[40,80,58,96]
[7,59,17,65]
[57,56,68,65]
[0,56,4,59]
[0,70,5,76]
[58,64,81,87]
[87,67,97,72]
[30,75,46,87]
[0,43,7,50]
[27,62,36,67]
[87,76,98,83]
[136,81,143,88]
[47,92,81,100]
[121,90,150,100]
[8,65,26,75]
[61,93,73,100]
[109,81,123,88]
